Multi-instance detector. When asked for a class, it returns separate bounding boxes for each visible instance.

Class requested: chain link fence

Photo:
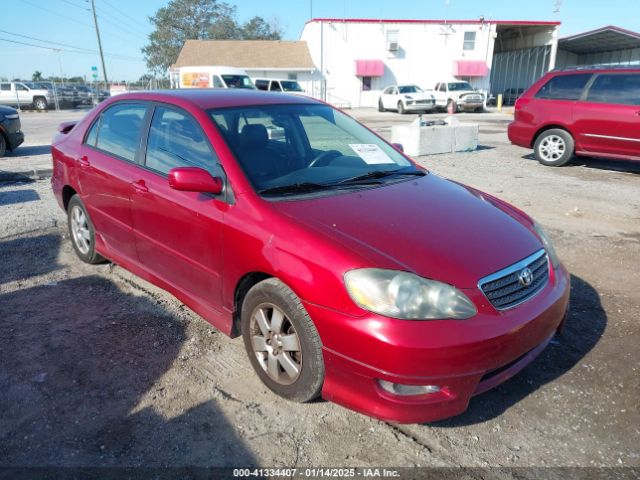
[19,79,170,111]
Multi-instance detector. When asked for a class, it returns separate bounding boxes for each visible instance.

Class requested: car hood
[271,174,542,288]
[455,91,482,98]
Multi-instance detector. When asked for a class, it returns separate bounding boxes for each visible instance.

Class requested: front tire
[241,278,324,403]
[397,101,406,114]
[378,99,385,112]
[0,134,6,158]
[67,195,104,264]
[534,129,574,167]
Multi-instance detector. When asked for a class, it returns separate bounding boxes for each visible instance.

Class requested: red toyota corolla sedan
[51,89,570,423]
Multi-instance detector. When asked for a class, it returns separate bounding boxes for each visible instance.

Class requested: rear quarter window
[586,74,640,105]
[534,74,592,101]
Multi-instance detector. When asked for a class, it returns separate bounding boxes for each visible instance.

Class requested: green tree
[143,0,283,74]
[32,71,43,81]
[241,17,281,40]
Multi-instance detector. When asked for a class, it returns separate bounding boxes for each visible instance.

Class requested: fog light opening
[378,380,441,396]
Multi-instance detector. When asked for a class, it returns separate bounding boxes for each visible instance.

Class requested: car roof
[105,89,320,110]
[551,66,640,75]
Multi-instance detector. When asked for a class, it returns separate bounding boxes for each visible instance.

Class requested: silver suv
[0,82,50,111]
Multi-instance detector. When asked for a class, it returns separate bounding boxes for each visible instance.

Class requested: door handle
[132,180,149,193]
[78,155,90,167]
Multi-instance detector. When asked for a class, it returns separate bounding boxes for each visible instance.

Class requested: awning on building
[355,60,384,77]
[453,60,489,77]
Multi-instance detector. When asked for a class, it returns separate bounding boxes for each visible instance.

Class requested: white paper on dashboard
[348,144,393,164]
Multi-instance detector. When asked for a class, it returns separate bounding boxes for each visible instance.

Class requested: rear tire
[67,195,105,264]
[378,99,385,112]
[241,278,324,403]
[33,97,48,111]
[397,101,406,114]
[534,129,574,167]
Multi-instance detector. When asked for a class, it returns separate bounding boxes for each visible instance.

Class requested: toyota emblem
[518,267,534,287]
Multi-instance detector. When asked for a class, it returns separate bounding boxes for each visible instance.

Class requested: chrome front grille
[479,249,549,310]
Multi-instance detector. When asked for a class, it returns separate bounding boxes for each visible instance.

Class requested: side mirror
[168,167,223,195]
[392,143,404,152]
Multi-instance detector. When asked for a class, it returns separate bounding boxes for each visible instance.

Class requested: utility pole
[90,0,108,87]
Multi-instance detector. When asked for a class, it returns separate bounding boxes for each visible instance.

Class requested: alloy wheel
[249,303,302,385]
[70,205,91,255]
[539,135,566,162]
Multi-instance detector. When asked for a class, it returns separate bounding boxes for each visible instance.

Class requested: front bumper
[306,263,570,424]
[1,119,25,150]
[457,101,484,111]
[8,130,25,150]
[404,101,436,111]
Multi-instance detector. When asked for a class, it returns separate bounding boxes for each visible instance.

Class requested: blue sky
[1,0,639,82]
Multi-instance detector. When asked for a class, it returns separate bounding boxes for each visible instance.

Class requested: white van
[253,78,306,94]
[178,66,255,89]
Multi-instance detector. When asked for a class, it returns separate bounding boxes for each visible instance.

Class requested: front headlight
[532,222,560,268]
[4,114,19,120]
[404,95,413,99]
[344,269,477,320]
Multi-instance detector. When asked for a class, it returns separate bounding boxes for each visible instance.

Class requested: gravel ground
[0,107,638,473]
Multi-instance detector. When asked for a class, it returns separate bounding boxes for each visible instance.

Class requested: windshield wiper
[335,168,426,185]
[259,182,333,196]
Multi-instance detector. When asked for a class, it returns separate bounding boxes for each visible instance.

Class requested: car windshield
[448,82,474,91]
[221,75,256,89]
[398,85,422,94]
[280,81,303,92]
[209,104,421,197]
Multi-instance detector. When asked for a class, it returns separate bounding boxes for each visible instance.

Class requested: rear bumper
[307,264,570,424]
[508,121,534,148]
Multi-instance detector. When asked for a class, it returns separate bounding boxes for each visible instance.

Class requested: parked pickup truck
[0,82,50,111]
[429,81,485,113]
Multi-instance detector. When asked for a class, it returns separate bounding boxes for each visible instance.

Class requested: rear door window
[94,103,147,162]
[586,74,640,105]
[534,74,592,100]
[255,80,269,90]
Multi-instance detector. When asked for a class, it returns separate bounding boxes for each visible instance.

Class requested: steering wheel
[308,150,342,168]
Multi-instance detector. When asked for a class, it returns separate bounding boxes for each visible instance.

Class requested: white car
[254,78,306,95]
[378,85,436,114]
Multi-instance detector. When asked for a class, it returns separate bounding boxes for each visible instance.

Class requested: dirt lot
[0,108,638,473]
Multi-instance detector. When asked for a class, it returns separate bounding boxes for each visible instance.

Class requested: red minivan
[52,89,570,423]
[508,67,640,166]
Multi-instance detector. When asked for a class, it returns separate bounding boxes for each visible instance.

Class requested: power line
[59,0,90,10]
[96,12,148,40]
[22,0,93,29]
[0,29,141,60]
[99,0,150,37]
[0,37,141,62]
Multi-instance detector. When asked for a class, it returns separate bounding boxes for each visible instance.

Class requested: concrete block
[391,123,479,157]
